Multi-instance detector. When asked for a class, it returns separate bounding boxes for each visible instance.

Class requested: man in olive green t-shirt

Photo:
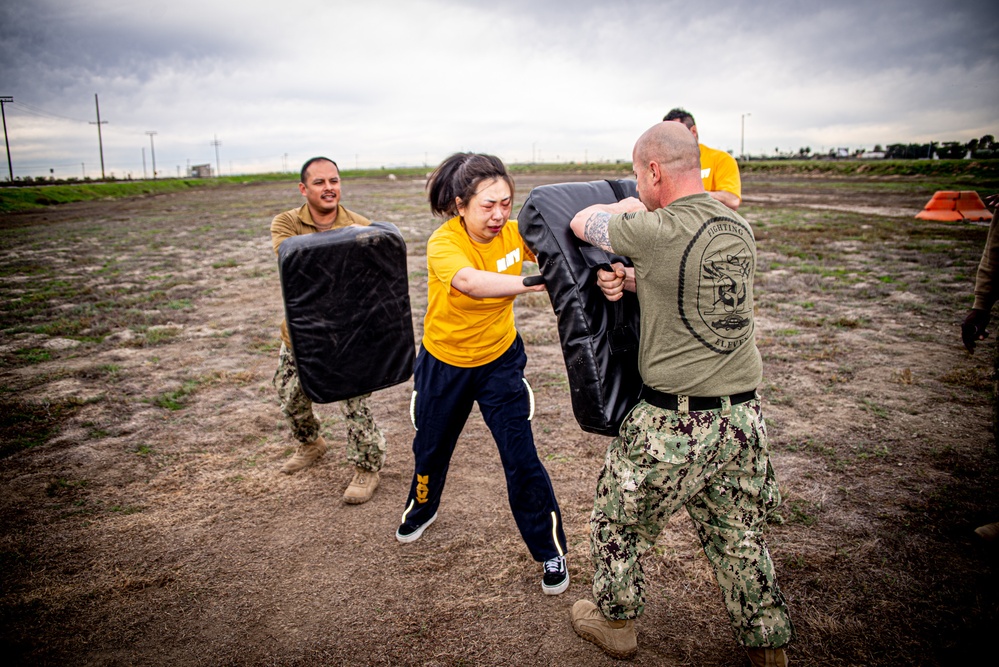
[566,122,794,667]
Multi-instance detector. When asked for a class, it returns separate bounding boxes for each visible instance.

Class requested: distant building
[189,164,213,178]
[859,151,886,159]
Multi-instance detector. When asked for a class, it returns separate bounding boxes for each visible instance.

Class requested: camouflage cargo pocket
[635,403,700,465]
[595,447,649,525]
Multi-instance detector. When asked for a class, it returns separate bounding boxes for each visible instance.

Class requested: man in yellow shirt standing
[664,108,742,211]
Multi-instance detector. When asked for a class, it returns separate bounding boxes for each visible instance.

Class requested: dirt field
[1,171,997,666]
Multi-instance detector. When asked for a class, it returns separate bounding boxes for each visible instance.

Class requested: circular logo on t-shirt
[678,216,755,354]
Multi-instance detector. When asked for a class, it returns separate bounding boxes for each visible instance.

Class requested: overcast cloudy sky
[1,0,996,179]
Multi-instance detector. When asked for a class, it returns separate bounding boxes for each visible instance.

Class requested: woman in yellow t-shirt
[395,152,569,595]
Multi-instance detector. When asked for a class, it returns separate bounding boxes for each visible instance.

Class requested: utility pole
[90,94,107,180]
[211,134,222,177]
[741,112,751,158]
[145,131,157,179]
[142,147,147,179]
[1,96,13,181]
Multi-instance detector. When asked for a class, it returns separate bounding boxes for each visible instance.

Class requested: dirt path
[1,173,996,666]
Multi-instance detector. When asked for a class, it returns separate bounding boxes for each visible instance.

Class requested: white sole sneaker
[396,512,438,543]
[542,556,570,595]
[543,572,570,595]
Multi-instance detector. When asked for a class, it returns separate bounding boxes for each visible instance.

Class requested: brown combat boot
[570,599,637,659]
[746,647,789,667]
[343,466,379,504]
[280,435,328,474]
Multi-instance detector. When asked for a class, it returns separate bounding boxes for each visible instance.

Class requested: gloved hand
[962,308,991,353]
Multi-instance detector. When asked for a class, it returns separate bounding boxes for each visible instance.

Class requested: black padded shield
[519,180,643,436]
[278,222,415,403]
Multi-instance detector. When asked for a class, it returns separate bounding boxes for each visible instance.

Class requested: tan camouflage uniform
[590,397,794,649]
[274,343,386,472]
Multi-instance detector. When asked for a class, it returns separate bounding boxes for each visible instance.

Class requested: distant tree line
[885,134,995,160]
[764,134,997,161]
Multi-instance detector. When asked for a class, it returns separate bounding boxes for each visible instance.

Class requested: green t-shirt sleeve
[608,209,658,261]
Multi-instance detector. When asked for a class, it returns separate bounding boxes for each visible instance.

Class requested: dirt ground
[1,171,997,666]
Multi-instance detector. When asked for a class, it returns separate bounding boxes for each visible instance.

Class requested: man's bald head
[635,121,701,175]
[631,121,704,209]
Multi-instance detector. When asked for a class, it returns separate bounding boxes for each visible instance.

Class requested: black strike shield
[519,180,643,436]
[278,222,415,403]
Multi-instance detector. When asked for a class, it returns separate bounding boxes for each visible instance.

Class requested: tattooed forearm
[583,211,613,252]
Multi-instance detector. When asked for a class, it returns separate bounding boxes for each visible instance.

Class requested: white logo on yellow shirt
[701,167,711,179]
[496,248,520,273]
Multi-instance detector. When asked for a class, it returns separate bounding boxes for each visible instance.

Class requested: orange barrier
[916,190,993,222]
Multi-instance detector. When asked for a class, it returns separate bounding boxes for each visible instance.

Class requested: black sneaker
[542,555,569,595]
[396,512,437,544]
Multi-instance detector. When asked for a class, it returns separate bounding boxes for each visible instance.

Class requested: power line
[10,100,89,124]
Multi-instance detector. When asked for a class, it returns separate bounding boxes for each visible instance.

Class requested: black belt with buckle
[640,386,757,412]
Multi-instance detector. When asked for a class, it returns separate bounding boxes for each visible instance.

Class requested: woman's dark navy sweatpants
[399,334,567,562]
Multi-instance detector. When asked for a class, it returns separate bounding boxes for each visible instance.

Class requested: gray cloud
[1,0,996,178]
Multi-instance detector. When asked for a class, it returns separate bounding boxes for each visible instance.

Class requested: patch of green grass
[783,438,846,468]
[149,379,201,410]
[134,444,153,456]
[784,554,808,569]
[165,299,192,310]
[143,326,182,345]
[13,347,52,364]
[45,477,89,496]
[786,499,820,526]
[250,339,279,355]
[29,315,94,338]
[86,424,111,439]
[533,371,569,390]
[212,259,239,269]
[860,398,889,419]
[854,443,890,460]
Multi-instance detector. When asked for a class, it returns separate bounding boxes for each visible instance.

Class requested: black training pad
[278,222,415,403]
[519,180,643,436]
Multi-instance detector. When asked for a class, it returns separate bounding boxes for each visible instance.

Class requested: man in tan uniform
[270,157,386,504]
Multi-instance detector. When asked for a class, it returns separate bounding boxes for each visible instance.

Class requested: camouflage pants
[590,397,794,649]
[273,343,386,472]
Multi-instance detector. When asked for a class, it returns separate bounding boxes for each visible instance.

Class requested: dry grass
[0,173,997,666]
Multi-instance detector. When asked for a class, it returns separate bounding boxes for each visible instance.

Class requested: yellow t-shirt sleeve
[700,145,742,200]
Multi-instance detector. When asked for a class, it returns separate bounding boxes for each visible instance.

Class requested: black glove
[962,308,991,353]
